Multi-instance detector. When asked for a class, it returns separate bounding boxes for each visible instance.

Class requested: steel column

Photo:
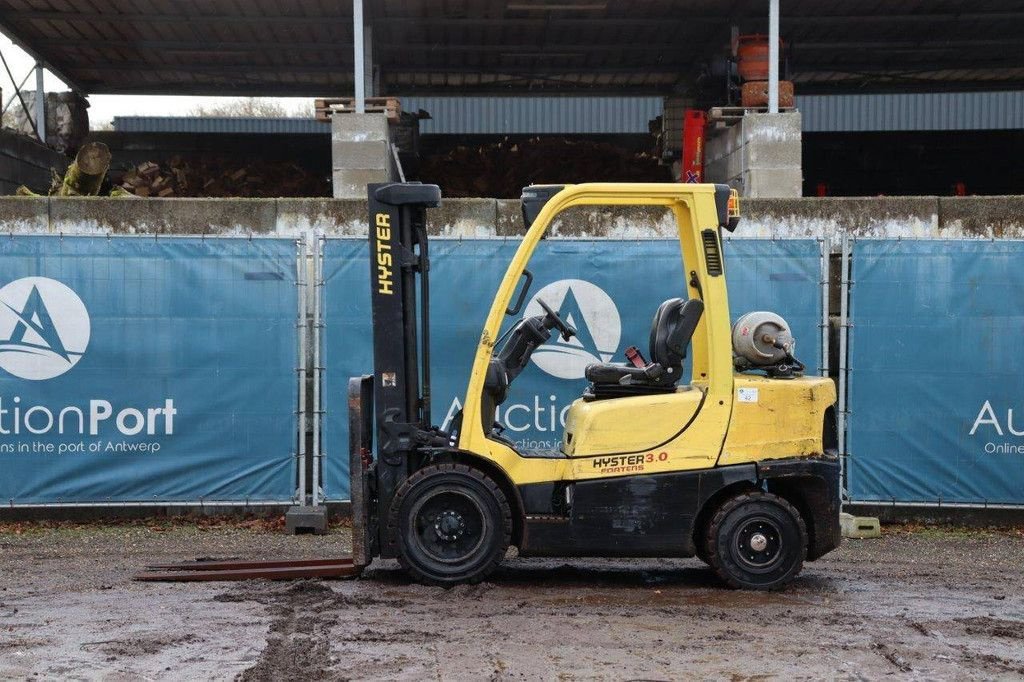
[364,24,374,98]
[34,61,45,143]
[768,0,780,113]
[353,0,365,113]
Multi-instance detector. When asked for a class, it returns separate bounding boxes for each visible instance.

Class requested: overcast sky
[0,35,311,125]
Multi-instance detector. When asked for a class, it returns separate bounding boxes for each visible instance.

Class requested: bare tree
[186,97,311,118]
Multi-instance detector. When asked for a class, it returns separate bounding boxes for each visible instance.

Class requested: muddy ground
[0,520,1022,681]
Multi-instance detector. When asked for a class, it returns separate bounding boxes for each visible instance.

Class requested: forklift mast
[366,182,442,533]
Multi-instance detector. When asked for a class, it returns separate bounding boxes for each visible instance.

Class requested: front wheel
[388,463,511,586]
[704,491,807,590]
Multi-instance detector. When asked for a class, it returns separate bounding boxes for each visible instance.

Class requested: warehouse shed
[0,1,1023,196]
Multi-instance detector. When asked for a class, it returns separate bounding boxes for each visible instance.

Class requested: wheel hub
[434,510,466,542]
[409,488,488,565]
[735,517,782,568]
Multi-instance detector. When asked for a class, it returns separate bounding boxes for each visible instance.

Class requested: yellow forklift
[348,182,840,590]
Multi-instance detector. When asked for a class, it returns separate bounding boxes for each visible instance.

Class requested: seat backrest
[648,298,705,374]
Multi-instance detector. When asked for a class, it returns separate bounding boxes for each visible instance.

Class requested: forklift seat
[584,298,704,400]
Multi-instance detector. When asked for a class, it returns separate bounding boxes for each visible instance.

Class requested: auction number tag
[737,387,759,403]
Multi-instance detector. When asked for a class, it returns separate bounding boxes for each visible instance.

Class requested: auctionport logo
[524,279,621,380]
[969,400,1024,454]
[0,277,90,381]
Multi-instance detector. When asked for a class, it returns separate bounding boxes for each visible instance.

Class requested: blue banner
[0,236,298,504]
[322,238,824,500]
[847,240,1024,505]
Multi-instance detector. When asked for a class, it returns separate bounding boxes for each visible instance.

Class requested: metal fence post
[295,235,308,505]
[312,236,324,507]
[819,236,830,378]
[838,233,852,501]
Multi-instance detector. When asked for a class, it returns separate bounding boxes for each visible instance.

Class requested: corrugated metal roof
[112,116,327,134]
[2,1,1024,96]
[798,91,1024,131]
[402,96,663,134]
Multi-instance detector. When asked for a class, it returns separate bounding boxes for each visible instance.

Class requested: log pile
[17,141,132,197]
[116,156,329,198]
[16,143,329,198]
[418,137,670,198]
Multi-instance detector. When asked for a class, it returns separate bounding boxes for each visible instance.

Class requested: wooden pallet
[708,105,796,128]
[315,97,401,122]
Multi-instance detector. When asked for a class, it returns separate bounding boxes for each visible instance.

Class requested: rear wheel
[388,463,511,586]
[705,491,807,590]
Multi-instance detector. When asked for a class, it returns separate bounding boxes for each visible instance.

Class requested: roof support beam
[353,0,364,112]
[7,10,1024,26]
[35,38,1024,58]
[72,63,697,75]
[0,20,86,93]
[768,0,779,113]
[794,39,1024,52]
[793,58,1024,74]
[36,39,705,53]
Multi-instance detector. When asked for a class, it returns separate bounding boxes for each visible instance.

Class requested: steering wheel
[537,299,577,341]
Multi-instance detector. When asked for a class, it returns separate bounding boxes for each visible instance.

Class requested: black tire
[695,544,711,566]
[693,525,711,566]
[388,463,511,586]
[704,491,807,590]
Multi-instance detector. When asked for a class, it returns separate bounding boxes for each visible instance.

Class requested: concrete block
[706,113,802,193]
[742,167,803,199]
[742,111,802,135]
[276,198,367,237]
[705,149,744,186]
[48,197,277,235]
[331,113,389,142]
[333,168,389,199]
[744,139,802,170]
[331,114,395,198]
[427,198,497,237]
[938,196,1024,238]
[0,197,48,233]
[285,505,328,535]
[705,124,744,162]
[331,140,391,170]
[741,113,802,169]
[840,512,881,539]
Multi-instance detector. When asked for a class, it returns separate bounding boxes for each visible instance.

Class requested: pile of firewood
[116,156,329,198]
[17,141,133,197]
[418,137,670,198]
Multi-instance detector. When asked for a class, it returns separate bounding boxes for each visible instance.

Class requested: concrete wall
[2,194,1024,240]
[0,129,68,196]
